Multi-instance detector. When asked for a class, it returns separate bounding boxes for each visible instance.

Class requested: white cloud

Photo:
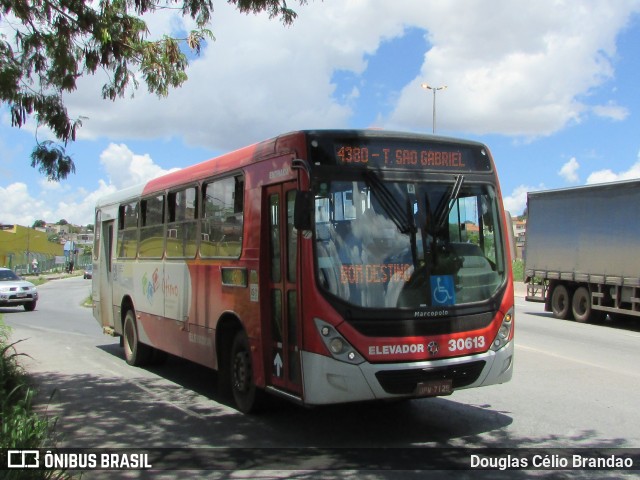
[586,150,640,184]
[52,180,117,226]
[0,179,113,227]
[4,0,640,227]
[0,183,50,226]
[99,143,179,189]
[586,170,619,184]
[559,157,580,183]
[0,144,175,226]
[389,1,639,137]
[55,0,640,150]
[503,184,546,215]
[592,102,629,121]
[64,0,379,149]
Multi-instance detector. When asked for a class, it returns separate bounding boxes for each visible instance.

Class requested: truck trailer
[524,180,640,323]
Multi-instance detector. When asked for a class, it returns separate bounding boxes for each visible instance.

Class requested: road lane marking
[8,324,87,337]
[517,344,640,378]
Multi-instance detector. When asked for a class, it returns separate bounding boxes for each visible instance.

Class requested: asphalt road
[3,277,640,478]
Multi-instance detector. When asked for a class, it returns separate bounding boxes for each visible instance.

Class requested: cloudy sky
[1,0,640,226]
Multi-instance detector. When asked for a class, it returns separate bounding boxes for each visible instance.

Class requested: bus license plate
[415,379,453,397]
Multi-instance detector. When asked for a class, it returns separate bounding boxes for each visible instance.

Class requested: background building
[0,224,64,273]
[513,218,526,260]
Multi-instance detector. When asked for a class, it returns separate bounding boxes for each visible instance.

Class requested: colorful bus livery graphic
[141,269,160,304]
[92,130,514,413]
[140,268,181,306]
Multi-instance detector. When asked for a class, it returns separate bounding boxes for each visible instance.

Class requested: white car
[0,267,38,311]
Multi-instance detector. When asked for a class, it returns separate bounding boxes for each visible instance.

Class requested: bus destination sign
[332,141,491,173]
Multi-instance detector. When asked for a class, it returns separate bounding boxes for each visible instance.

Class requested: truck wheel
[123,309,152,366]
[551,284,572,320]
[230,331,263,413]
[572,286,592,323]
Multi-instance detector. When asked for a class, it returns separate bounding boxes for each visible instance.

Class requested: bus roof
[95,183,146,209]
[95,129,492,208]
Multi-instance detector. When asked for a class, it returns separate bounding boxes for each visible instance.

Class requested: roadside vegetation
[512,258,524,282]
[27,276,49,287]
[0,317,66,479]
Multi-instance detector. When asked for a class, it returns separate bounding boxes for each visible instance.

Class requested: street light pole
[421,83,447,133]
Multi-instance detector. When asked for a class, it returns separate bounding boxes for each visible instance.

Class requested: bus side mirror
[294,190,313,231]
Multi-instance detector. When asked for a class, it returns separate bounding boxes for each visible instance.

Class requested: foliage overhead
[0,0,305,180]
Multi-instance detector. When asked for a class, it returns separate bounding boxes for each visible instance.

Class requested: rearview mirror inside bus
[294,190,313,231]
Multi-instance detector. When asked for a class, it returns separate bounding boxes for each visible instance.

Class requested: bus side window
[166,187,198,258]
[139,194,165,258]
[201,175,244,258]
[118,201,139,258]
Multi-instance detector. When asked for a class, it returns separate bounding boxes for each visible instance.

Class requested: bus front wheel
[123,310,152,366]
[230,331,263,413]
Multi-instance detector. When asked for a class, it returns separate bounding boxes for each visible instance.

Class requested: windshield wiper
[363,171,414,234]
[435,174,464,228]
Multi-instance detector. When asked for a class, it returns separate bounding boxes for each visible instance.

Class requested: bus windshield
[313,175,506,309]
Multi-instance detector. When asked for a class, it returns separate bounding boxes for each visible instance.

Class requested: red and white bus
[92,129,514,413]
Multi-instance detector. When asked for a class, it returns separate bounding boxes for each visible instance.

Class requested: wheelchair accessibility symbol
[431,275,455,306]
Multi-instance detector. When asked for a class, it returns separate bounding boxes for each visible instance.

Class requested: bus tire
[572,286,592,323]
[230,330,263,413]
[123,309,152,366]
[551,284,572,320]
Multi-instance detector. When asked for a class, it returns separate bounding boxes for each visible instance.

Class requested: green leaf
[30,141,76,181]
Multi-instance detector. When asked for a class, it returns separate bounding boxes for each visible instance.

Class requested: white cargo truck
[524,180,640,322]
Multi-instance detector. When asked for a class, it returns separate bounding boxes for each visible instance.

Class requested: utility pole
[421,83,447,133]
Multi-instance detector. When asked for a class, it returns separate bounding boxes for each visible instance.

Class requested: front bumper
[301,340,514,405]
[0,292,38,306]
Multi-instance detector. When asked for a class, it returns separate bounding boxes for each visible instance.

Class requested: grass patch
[25,276,48,287]
[512,259,524,282]
[82,295,93,308]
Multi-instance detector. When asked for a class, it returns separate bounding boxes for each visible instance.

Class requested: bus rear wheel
[230,331,263,413]
[551,284,572,320]
[123,309,152,366]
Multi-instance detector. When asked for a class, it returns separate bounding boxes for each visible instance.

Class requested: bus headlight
[315,318,364,365]
[329,337,345,354]
[491,308,514,352]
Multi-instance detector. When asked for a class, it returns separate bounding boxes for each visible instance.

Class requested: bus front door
[99,220,116,330]
[264,182,302,397]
